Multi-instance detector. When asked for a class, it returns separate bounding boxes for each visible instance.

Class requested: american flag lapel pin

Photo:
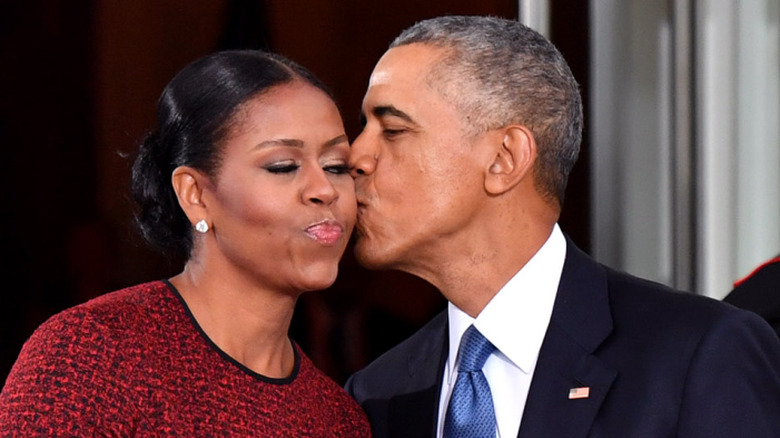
[568,386,590,400]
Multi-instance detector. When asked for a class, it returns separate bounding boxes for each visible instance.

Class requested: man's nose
[349,131,377,178]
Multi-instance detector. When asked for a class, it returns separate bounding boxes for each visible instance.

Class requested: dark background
[0,0,590,386]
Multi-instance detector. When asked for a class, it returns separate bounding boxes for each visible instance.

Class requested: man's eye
[265,164,299,174]
[324,164,349,175]
[383,129,405,138]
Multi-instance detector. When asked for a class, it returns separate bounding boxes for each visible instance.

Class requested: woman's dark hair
[130,50,334,258]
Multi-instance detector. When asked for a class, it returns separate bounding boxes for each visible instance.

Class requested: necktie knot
[457,325,495,372]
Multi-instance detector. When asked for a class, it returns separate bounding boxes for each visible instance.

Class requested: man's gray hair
[391,15,583,205]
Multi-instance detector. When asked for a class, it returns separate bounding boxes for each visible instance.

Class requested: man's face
[349,43,490,274]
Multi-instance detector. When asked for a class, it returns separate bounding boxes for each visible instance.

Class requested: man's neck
[417,221,556,318]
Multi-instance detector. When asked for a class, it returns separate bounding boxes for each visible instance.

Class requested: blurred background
[1,0,778,386]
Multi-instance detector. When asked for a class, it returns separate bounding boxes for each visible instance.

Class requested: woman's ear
[171,166,210,228]
[484,125,537,195]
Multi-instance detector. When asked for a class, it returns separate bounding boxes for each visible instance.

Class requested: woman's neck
[170,262,298,378]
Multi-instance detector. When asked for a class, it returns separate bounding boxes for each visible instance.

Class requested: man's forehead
[367,49,407,89]
[368,44,444,89]
[368,68,392,88]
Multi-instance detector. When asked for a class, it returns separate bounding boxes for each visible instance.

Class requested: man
[724,254,780,337]
[345,15,780,438]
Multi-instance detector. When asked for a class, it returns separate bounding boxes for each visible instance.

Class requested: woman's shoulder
[5,280,177,393]
[76,280,171,312]
[27,281,172,352]
[0,281,171,434]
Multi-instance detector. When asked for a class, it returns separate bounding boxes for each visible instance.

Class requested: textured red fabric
[0,281,370,437]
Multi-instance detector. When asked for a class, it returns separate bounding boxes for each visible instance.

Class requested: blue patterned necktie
[444,325,497,438]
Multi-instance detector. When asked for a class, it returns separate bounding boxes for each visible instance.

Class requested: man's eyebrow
[373,105,416,124]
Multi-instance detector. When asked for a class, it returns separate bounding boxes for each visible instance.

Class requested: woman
[0,50,370,436]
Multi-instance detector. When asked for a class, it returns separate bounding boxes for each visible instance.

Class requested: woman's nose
[303,167,338,205]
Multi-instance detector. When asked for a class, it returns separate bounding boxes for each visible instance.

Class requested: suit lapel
[389,311,449,438]
[518,239,617,438]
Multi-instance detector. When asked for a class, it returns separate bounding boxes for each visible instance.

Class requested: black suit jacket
[346,239,780,437]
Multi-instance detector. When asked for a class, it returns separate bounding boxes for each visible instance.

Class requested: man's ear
[484,125,537,195]
[171,166,210,227]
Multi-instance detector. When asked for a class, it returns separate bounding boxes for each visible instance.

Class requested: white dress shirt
[436,224,566,438]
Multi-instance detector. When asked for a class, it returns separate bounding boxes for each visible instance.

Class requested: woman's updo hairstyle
[131,50,334,258]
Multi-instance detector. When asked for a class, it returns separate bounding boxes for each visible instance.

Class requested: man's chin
[353,239,397,270]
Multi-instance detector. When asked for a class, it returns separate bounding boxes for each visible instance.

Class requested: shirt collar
[447,224,566,376]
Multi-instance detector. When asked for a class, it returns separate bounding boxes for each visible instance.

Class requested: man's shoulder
[605,266,727,312]
[565,238,722,315]
[599,265,777,346]
[559,240,749,342]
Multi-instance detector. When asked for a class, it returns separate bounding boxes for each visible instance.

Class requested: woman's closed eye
[324,163,350,175]
[264,162,299,174]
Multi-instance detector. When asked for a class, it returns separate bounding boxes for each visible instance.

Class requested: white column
[591,0,675,286]
[734,0,780,282]
[518,0,550,37]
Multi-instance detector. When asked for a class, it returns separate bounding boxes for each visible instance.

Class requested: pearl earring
[195,219,209,233]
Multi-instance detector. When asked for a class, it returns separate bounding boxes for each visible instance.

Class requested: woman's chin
[293,265,340,293]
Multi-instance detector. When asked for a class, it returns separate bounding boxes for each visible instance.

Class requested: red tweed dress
[0,281,370,437]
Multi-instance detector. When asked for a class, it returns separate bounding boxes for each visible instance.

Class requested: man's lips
[356,194,370,209]
[305,221,344,245]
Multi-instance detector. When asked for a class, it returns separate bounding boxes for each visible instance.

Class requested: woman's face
[203,81,356,293]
